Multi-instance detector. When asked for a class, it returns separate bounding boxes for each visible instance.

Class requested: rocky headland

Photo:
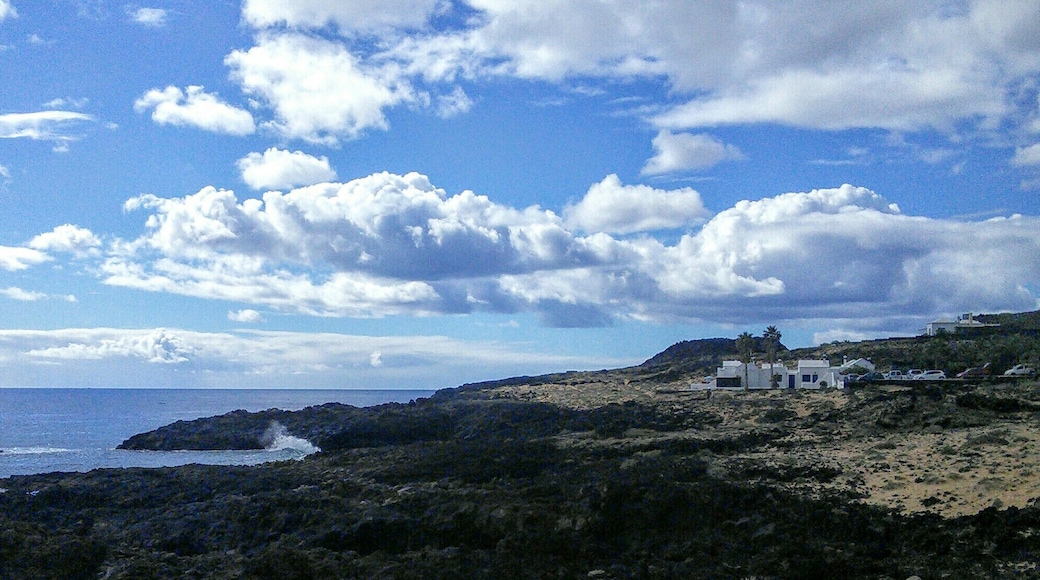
[3,314,1040,578]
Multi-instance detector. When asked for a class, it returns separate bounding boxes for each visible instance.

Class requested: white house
[837,357,875,374]
[924,313,1000,336]
[707,359,845,390]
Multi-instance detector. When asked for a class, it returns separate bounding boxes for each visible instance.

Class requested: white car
[885,370,905,380]
[906,369,924,379]
[1004,364,1036,377]
[914,370,946,380]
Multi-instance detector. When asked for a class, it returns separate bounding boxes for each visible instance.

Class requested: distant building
[924,313,1000,336]
[837,357,875,374]
[705,359,846,390]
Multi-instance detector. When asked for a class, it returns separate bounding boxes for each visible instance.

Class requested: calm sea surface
[0,388,435,479]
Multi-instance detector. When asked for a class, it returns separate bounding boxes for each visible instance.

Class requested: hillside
[3,310,1040,578]
[639,309,1040,381]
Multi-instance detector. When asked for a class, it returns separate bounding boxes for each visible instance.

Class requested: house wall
[711,360,844,390]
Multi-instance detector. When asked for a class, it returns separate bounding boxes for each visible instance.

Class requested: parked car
[956,363,992,379]
[906,369,924,379]
[914,370,946,380]
[1004,364,1037,377]
[850,371,887,384]
[884,370,905,380]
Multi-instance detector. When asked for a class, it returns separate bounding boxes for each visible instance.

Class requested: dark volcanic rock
[6,378,1040,578]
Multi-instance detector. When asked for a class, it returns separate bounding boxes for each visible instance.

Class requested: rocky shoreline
[3,376,1040,578]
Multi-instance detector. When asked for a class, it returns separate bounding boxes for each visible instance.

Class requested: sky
[1,0,1039,389]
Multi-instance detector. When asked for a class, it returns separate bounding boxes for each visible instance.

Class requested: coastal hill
[2,311,1040,578]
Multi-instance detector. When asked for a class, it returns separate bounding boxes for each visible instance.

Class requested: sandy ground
[484,379,1040,518]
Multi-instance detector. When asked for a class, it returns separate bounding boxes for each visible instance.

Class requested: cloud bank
[196,1,1040,151]
[34,173,1023,330]
[0,327,618,388]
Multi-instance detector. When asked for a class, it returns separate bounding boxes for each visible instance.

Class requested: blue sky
[1,0,1038,389]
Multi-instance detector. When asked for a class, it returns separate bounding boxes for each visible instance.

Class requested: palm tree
[736,331,755,390]
[763,326,782,388]
[763,326,782,365]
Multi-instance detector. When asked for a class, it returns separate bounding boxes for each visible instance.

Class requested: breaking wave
[261,422,320,457]
[1,447,73,455]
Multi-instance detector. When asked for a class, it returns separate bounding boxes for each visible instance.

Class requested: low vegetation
[3,310,1040,578]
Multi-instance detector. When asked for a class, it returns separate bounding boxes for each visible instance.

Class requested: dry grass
[483,377,1040,518]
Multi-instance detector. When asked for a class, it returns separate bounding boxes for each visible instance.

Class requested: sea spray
[261,422,321,457]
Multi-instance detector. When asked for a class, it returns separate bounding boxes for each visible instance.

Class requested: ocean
[0,388,435,479]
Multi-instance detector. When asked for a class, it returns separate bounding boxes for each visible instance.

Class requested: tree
[763,326,782,365]
[736,332,755,364]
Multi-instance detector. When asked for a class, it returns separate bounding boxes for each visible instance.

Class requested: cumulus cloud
[228,309,263,323]
[29,224,101,256]
[0,0,16,22]
[0,245,49,271]
[1012,143,1040,166]
[564,174,710,234]
[224,1,1040,141]
[100,172,1040,330]
[0,111,94,141]
[237,147,337,190]
[226,33,414,144]
[241,0,444,33]
[129,7,167,27]
[134,85,255,135]
[27,328,194,363]
[642,131,745,175]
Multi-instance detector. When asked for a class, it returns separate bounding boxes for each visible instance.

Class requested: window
[802,374,811,383]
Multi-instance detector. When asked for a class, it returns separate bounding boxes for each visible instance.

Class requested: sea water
[0,388,435,479]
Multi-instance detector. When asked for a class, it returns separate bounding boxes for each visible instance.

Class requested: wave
[1,446,74,455]
[261,422,320,457]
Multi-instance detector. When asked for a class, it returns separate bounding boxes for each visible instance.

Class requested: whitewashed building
[924,313,1000,336]
[706,359,846,390]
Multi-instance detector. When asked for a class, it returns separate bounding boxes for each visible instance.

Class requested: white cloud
[1012,143,1040,166]
[0,163,10,179]
[129,7,167,27]
[100,172,1040,330]
[226,33,414,144]
[0,111,94,140]
[29,224,100,256]
[27,328,194,363]
[237,148,338,191]
[239,1,1040,139]
[0,245,49,271]
[134,85,256,135]
[228,309,263,323]
[435,86,473,118]
[0,1,16,22]
[0,327,622,388]
[651,66,1005,132]
[42,97,89,110]
[241,0,444,33]
[0,287,46,301]
[642,131,745,175]
[564,174,710,234]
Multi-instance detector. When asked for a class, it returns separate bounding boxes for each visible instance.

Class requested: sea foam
[262,422,320,456]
